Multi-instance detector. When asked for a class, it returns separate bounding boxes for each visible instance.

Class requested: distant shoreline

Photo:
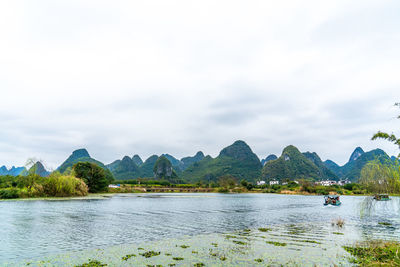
[2,190,394,202]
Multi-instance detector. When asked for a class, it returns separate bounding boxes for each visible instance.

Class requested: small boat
[373,194,390,201]
[324,195,341,206]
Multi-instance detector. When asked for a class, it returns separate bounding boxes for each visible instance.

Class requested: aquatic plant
[211,243,218,247]
[191,250,198,254]
[219,255,226,261]
[258,227,271,232]
[121,254,136,261]
[180,245,190,249]
[378,222,392,226]
[172,257,184,261]
[254,258,264,263]
[193,263,205,267]
[333,232,344,235]
[331,218,345,227]
[266,241,287,246]
[139,251,161,258]
[298,240,321,244]
[75,259,107,267]
[165,253,172,256]
[344,240,400,266]
[224,235,237,239]
[232,240,247,245]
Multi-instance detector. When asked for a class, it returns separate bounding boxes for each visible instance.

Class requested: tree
[73,162,110,193]
[372,103,400,158]
[360,161,400,194]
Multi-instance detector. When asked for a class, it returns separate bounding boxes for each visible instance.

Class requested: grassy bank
[344,240,400,266]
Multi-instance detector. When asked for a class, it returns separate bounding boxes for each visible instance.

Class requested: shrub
[43,173,88,197]
[0,188,20,199]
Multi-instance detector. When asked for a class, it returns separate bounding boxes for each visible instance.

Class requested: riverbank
[1,189,392,201]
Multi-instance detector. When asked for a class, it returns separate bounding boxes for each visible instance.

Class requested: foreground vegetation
[0,162,113,199]
[344,240,400,266]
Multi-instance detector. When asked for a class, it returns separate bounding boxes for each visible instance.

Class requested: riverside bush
[0,188,20,199]
[43,173,88,197]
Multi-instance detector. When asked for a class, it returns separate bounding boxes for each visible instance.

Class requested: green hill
[181,151,205,170]
[302,152,338,180]
[57,149,114,182]
[139,155,159,178]
[341,148,391,181]
[57,149,106,174]
[181,140,262,183]
[132,155,143,166]
[110,156,140,180]
[262,145,328,181]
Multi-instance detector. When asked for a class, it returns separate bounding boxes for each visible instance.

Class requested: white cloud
[0,0,399,168]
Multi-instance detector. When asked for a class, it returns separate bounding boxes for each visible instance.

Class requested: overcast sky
[0,0,399,170]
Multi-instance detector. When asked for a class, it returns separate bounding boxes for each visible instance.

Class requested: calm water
[0,193,399,264]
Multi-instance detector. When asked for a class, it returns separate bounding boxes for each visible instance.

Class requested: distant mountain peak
[132,155,143,166]
[219,140,259,162]
[195,151,205,157]
[71,148,90,159]
[349,147,364,162]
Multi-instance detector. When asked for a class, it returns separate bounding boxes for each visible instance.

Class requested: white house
[317,180,337,186]
[257,180,266,186]
[269,180,279,185]
[337,180,351,186]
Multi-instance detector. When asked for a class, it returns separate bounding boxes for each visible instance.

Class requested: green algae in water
[75,259,107,267]
[193,263,205,267]
[211,243,218,247]
[297,240,321,244]
[378,222,392,226]
[266,241,287,246]
[258,228,271,232]
[140,251,161,258]
[232,240,247,245]
[333,232,344,235]
[14,222,364,267]
[179,245,190,249]
[172,257,184,261]
[254,258,264,263]
[121,254,136,261]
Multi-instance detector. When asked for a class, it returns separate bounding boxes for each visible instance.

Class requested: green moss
[378,222,392,226]
[121,254,136,261]
[75,259,107,267]
[343,241,400,266]
[139,251,161,258]
[232,240,247,245]
[266,241,287,246]
[298,240,321,244]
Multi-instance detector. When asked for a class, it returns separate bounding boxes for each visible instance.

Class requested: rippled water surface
[1,193,399,265]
